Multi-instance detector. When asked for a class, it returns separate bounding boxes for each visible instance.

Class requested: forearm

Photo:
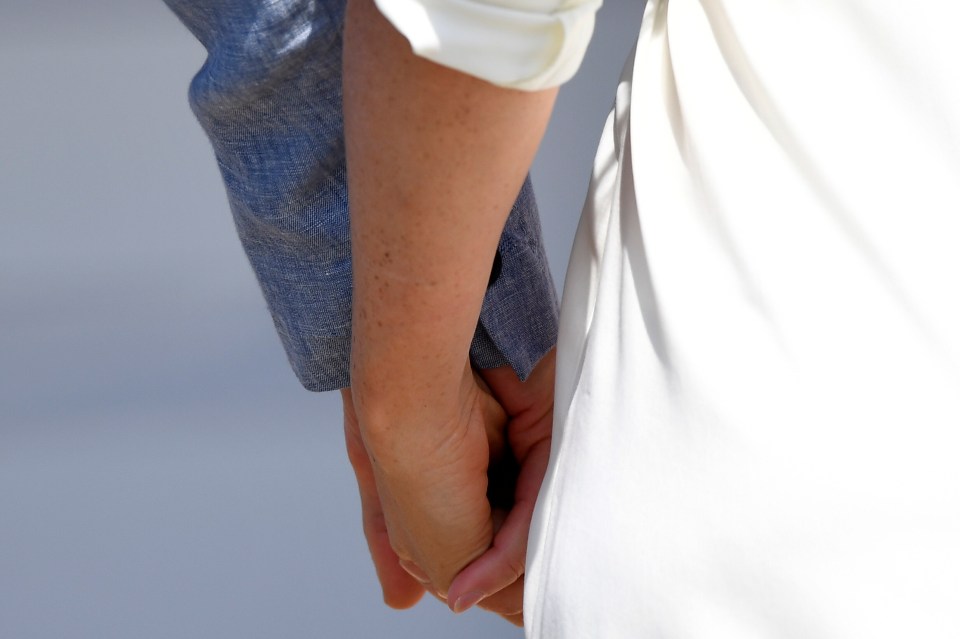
[343,0,557,451]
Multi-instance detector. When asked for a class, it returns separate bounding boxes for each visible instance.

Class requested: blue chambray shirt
[163,0,559,392]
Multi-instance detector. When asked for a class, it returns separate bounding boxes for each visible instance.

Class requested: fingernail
[453,590,486,614]
[398,560,430,584]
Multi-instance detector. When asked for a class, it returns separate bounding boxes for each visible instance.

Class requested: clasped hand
[341,350,555,626]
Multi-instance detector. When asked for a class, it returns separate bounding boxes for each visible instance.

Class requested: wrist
[352,363,481,472]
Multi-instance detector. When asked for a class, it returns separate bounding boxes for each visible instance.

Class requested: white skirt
[525,1,960,636]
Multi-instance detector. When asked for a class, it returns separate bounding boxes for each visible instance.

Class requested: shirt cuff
[374,0,601,90]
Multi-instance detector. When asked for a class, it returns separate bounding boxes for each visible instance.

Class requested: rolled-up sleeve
[374,0,601,90]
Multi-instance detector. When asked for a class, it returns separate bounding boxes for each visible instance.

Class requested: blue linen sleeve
[164,0,558,392]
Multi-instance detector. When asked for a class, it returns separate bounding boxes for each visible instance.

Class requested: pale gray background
[0,1,645,636]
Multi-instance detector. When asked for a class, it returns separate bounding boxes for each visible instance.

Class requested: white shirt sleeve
[373,0,602,90]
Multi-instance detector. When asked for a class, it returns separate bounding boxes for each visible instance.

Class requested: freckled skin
[340,0,556,623]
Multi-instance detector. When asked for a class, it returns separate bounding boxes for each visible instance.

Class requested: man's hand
[447,349,556,623]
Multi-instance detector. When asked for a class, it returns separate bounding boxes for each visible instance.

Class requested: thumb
[446,438,551,613]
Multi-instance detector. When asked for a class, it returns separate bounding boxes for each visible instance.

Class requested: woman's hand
[342,366,528,625]
[355,364,507,597]
[340,348,555,628]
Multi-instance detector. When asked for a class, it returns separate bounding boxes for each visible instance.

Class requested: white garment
[526,1,960,637]
[383,0,960,635]
[374,0,601,90]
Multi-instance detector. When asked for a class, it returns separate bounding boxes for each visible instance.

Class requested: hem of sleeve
[373,0,601,90]
[475,178,560,381]
[283,334,352,392]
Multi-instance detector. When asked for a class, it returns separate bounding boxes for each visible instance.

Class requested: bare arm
[343,0,556,607]
[345,0,557,429]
